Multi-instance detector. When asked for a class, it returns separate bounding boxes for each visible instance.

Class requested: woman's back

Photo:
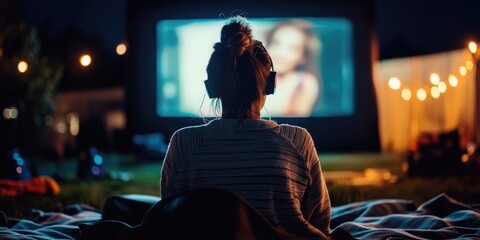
[161,118,330,238]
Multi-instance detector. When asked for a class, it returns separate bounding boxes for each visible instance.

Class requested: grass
[1,152,479,220]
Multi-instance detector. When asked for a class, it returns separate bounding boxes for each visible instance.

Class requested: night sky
[17,0,480,90]
[22,0,480,59]
[23,0,127,52]
[376,0,480,59]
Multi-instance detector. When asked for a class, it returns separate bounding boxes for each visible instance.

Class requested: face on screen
[268,26,307,75]
[156,17,353,117]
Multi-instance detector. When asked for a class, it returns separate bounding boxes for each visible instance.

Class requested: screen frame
[126,0,380,152]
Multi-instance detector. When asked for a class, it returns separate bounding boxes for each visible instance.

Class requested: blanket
[332,193,480,239]
[0,193,478,239]
[0,205,101,240]
[0,176,60,197]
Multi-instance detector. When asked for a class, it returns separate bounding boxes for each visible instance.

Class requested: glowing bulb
[466,60,474,70]
[388,77,401,90]
[2,107,18,119]
[67,113,80,136]
[2,108,9,119]
[430,86,440,98]
[116,43,127,55]
[18,61,28,73]
[10,107,17,119]
[80,54,92,67]
[56,122,66,134]
[16,167,22,174]
[417,88,427,101]
[469,41,477,54]
[401,88,411,101]
[430,73,440,85]
[459,66,467,76]
[448,74,458,87]
[438,81,447,93]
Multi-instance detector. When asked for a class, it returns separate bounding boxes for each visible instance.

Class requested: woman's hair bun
[220,16,253,57]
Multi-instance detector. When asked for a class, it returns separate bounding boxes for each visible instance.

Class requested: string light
[80,54,92,67]
[387,42,475,101]
[438,81,447,93]
[448,74,458,87]
[430,86,440,98]
[388,77,401,90]
[430,73,440,85]
[417,89,427,101]
[459,66,467,76]
[18,61,28,73]
[468,41,477,54]
[116,43,127,55]
[401,88,411,101]
[466,60,474,70]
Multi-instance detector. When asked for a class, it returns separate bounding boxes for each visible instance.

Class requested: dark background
[7,0,480,153]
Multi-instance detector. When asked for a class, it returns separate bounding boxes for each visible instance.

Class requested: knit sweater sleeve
[300,130,331,237]
[160,126,204,198]
[279,125,331,237]
[160,129,182,199]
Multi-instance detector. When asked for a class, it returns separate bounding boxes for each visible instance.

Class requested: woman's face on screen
[267,25,306,76]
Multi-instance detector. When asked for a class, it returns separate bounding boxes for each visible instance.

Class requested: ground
[1,152,479,219]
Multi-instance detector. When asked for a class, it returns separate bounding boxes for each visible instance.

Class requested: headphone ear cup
[204,79,219,99]
[265,71,276,95]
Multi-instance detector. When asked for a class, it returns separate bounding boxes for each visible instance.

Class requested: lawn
[1,152,479,219]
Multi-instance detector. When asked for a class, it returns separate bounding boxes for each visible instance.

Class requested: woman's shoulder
[275,124,316,158]
[276,124,313,141]
[171,123,209,139]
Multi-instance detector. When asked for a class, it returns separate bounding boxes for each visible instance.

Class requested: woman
[264,19,322,117]
[160,16,331,239]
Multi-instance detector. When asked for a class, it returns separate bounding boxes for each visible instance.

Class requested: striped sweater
[160,118,331,238]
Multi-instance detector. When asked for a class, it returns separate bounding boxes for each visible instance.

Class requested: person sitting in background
[160,16,331,239]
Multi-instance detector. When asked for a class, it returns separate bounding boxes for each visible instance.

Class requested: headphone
[204,42,276,99]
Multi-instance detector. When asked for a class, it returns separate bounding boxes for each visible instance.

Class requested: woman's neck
[221,111,261,119]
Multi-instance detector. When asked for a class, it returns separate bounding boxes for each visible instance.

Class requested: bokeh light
[18,60,28,73]
[430,86,440,98]
[438,81,447,93]
[401,88,411,101]
[67,113,80,136]
[2,107,18,119]
[459,66,467,76]
[80,54,92,67]
[448,74,458,87]
[56,122,66,134]
[469,41,477,54]
[388,77,401,90]
[94,155,103,165]
[417,88,427,101]
[429,73,440,85]
[466,60,474,70]
[116,43,127,55]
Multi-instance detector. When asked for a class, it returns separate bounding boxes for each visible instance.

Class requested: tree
[0,0,64,156]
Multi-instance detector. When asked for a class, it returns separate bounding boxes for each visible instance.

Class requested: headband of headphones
[204,41,276,99]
